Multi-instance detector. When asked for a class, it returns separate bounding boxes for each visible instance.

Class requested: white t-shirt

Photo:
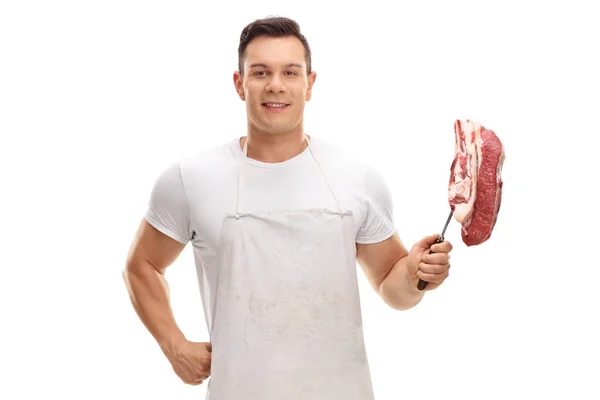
[145,136,397,331]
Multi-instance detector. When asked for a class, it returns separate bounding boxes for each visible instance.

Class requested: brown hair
[238,16,312,75]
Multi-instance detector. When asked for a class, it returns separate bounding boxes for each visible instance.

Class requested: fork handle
[417,236,444,290]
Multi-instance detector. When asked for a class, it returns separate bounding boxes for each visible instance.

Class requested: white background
[1,0,598,399]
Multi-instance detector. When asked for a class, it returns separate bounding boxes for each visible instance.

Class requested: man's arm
[356,232,424,310]
[355,161,453,309]
[356,232,453,310]
[123,218,187,354]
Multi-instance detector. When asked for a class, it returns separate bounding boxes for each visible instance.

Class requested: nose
[265,75,285,93]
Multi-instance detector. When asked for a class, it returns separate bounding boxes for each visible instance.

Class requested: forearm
[379,256,424,310]
[123,261,186,354]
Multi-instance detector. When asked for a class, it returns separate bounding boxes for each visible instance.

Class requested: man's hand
[407,233,453,291]
[163,340,212,385]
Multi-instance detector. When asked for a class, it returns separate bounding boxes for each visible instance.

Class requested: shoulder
[308,137,397,243]
[150,137,240,193]
[308,137,367,172]
[150,138,241,187]
[308,136,385,189]
[308,136,360,162]
[178,138,240,171]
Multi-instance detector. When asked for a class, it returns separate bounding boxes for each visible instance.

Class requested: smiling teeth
[265,103,286,107]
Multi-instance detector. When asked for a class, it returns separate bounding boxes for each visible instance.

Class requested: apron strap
[236,134,343,216]
[305,137,343,214]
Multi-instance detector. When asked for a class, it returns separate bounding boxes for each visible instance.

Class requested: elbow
[122,258,162,288]
[122,260,135,281]
[122,264,134,291]
[378,271,424,311]
[381,292,421,311]
[122,260,142,288]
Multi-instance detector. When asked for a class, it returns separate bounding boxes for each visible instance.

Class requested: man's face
[234,35,316,136]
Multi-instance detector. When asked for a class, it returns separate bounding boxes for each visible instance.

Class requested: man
[123,16,452,399]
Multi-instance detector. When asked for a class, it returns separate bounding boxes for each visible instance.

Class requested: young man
[123,16,453,399]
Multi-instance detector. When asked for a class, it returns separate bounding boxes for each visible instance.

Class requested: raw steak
[448,120,505,246]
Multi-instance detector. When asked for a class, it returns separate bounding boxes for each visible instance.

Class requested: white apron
[205,136,374,400]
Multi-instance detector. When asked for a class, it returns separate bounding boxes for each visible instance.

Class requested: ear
[306,71,317,101]
[233,71,245,101]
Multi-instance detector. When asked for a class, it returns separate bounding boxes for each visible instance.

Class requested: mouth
[262,102,290,112]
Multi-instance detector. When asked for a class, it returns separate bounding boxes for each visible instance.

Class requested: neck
[241,126,309,163]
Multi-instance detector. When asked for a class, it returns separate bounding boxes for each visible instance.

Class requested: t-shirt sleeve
[144,162,192,244]
[356,164,397,244]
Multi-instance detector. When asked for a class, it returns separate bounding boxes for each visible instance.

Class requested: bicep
[126,218,187,274]
[356,232,409,291]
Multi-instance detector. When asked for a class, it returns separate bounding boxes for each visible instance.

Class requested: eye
[285,71,297,76]
[254,71,266,76]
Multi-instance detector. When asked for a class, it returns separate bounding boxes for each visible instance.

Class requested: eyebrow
[248,63,303,69]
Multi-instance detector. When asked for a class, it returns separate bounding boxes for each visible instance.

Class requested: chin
[255,121,300,136]
[269,127,300,136]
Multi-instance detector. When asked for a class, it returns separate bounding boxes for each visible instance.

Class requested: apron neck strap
[236,134,343,216]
